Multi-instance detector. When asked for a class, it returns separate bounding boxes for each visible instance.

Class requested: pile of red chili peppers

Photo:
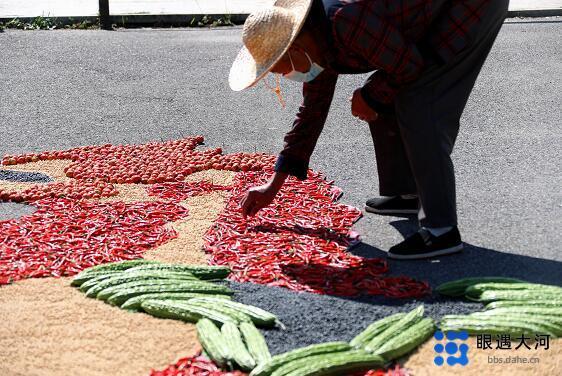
[0,199,187,284]
[2,136,275,184]
[0,179,118,203]
[151,354,246,376]
[361,365,411,376]
[152,354,410,376]
[203,167,430,298]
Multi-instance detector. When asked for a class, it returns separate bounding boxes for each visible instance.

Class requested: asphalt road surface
[1,18,561,352]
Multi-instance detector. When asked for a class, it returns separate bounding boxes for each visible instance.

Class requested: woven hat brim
[229,0,314,91]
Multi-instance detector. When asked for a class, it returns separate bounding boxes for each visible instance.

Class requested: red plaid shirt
[275,0,493,179]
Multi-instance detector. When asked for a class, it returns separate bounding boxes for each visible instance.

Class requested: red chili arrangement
[204,167,430,298]
[2,137,203,167]
[152,354,410,376]
[0,138,279,286]
[361,365,411,376]
[1,137,429,297]
[208,153,276,172]
[67,147,223,184]
[0,199,187,285]
[2,136,276,184]
[0,179,118,203]
[151,354,246,376]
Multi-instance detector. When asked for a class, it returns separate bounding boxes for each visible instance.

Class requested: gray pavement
[0,20,561,351]
[231,281,482,355]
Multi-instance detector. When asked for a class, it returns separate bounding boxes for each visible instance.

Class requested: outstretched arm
[240,69,339,217]
[275,69,339,179]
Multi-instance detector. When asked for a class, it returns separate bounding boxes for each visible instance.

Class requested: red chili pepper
[0,198,187,283]
[151,352,247,376]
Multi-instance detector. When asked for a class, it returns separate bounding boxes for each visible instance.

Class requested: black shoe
[365,196,419,215]
[387,227,463,260]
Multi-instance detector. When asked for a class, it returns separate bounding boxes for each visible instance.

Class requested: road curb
[507,8,562,17]
[1,9,561,28]
[0,14,248,28]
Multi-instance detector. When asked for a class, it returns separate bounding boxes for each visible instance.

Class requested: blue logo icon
[434,330,469,366]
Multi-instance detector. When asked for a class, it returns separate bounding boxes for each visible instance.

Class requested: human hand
[350,88,379,122]
[240,183,279,217]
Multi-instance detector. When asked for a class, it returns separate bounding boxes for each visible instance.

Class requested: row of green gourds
[73,262,561,375]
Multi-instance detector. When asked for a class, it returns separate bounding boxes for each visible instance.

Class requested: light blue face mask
[283,50,324,82]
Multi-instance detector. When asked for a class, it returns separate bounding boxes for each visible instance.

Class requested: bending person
[229,0,508,260]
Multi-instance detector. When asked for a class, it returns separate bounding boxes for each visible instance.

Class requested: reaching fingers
[240,192,253,217]
[245,204,255,218]
[249,205,260,217]
[241,190,265,217]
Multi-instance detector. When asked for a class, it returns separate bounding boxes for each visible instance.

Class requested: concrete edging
[0,14,247,27]
[1,9,560,28]
[507,8,562,17]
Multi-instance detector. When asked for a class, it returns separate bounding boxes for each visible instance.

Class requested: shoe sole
[364,205,418,215]
[387,244,464,260]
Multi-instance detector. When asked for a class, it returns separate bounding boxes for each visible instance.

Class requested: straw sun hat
[229,0,314,91]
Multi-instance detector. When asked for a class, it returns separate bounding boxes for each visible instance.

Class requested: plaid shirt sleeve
[333,0,426,104]
[274,69,339,180]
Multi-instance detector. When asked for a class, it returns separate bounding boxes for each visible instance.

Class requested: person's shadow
[254,214,562,301]
[273,216,561,312]
[348,218,562,290]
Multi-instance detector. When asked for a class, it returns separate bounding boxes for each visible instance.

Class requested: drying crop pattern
[0,136,429,299]
[1,136,434,375]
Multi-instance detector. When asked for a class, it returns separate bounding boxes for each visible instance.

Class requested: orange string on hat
[263,73,286,108]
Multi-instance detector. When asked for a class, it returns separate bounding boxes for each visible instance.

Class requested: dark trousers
[368,0,509,228]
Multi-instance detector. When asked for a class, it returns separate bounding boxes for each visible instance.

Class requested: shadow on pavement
[349,218,562,289]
